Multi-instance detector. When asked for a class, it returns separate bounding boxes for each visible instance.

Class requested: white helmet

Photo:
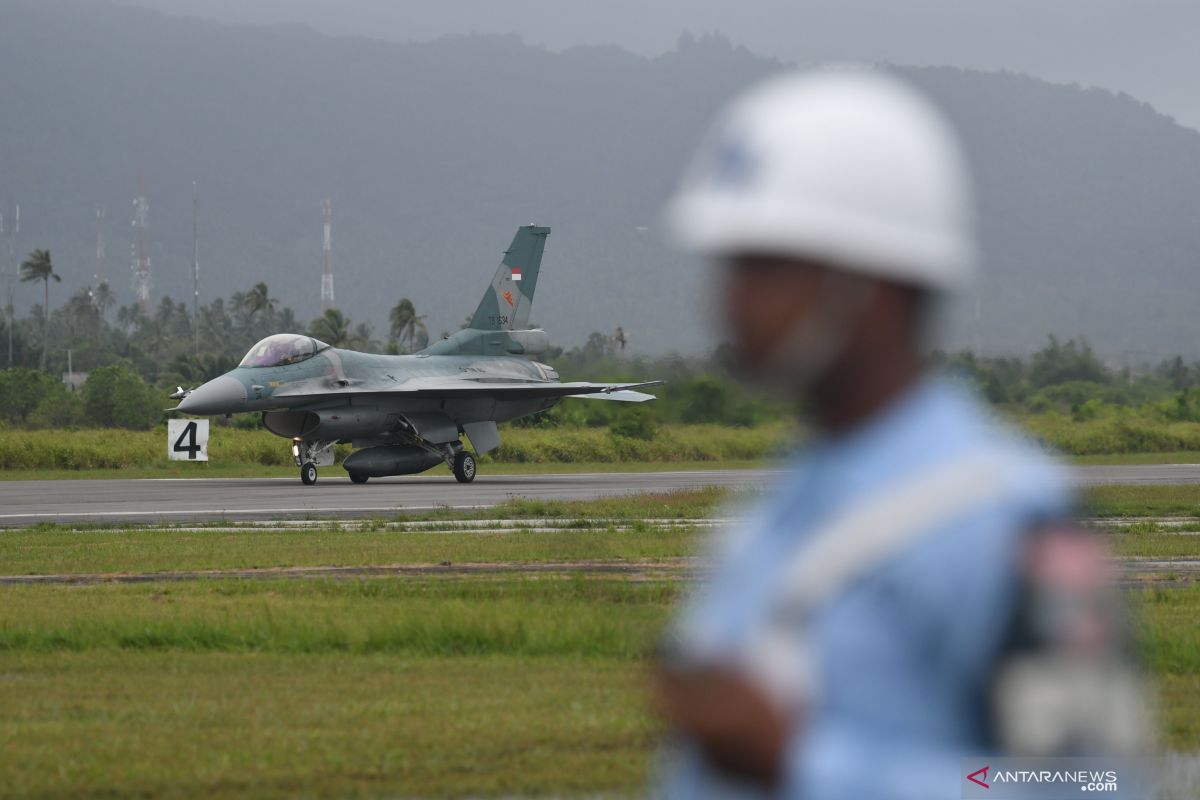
[667,67,977,292]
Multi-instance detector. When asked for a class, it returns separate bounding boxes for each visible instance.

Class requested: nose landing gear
[292,438,335,486]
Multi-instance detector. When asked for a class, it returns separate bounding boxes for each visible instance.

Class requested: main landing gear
[291,437,478,486]
[453,451,477,483]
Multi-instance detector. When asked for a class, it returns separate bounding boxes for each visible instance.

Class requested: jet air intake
[262,409,396,441]
[343,445,443,478]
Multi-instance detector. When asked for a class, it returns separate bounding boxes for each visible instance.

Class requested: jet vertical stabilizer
[469,224,549,331]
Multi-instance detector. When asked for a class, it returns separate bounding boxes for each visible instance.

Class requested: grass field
[3,488,1200,797]
[0,579,673,658]
[0,579,670,798]
[1,576,1198,797]
[1072,451,1200,465]
[1135,588,1200,749]
[0,651,655,799]
[1084,484,1200,517]
[0,525,702,576]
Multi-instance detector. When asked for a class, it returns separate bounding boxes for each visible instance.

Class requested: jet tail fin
[468,225,549,331]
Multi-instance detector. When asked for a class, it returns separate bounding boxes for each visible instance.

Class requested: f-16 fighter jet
[172,225,660,485]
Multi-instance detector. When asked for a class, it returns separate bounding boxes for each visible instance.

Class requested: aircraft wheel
[348,471,369,484]
[453,452,477,483]
[301,462,318,485]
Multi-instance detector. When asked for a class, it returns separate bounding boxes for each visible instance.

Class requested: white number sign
[168,419,209,461]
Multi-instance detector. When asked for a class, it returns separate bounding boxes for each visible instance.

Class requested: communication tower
[321,199,335,312]
[131,175,151,314]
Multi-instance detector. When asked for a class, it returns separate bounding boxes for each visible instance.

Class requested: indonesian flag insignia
[511,267,522,281]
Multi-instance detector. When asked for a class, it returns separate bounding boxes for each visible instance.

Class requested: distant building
[62,371,88,392]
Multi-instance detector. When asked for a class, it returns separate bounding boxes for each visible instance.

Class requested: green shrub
[81,364,164,429]
[0,368,64,425]
[1160,389,1200,423]
[27,390,83,428]
[609,406,658,441]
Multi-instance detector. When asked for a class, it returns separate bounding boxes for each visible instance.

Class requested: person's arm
[653,662,793,788]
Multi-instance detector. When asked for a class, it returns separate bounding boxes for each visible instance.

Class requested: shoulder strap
[736,450,1023,708]
[772,450,1017,621]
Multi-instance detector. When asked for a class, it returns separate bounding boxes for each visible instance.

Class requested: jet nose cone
[175,375,247,415]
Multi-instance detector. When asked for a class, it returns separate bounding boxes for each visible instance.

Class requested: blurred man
[655,69,1145,799]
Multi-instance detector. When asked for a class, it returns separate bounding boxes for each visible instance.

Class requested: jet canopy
[239,334,329,368]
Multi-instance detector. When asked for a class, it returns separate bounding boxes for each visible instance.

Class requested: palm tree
[350,322,380,352]
[308,308,352,348]
[172,352,237,384]
[389,297,428,353]
[19,249,60,369]
[229,290,254,335]
[246,282,275,317]
[275,306,299,334]
[116,303,138,331]
[92,281,115,320]
[199,297,233,344]
[64,287,101,344]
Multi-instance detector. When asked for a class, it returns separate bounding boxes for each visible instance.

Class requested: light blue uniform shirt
[664,377,1072,799]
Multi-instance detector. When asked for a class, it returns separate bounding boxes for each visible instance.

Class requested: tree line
[1,249,433,387]
[4,249,1200,432]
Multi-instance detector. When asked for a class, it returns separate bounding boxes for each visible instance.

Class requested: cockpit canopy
[239,334,329,368]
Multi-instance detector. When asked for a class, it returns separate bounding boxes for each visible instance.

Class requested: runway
[0,469,773,527]
[1072,464,1200,485]
[0,464,1198,527]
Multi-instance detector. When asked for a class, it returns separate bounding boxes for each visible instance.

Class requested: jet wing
[273,378,662,403]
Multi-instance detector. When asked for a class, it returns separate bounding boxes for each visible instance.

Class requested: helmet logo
[708,136,758,187]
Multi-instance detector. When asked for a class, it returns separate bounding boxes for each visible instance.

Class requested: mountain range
[2,0,1198,359]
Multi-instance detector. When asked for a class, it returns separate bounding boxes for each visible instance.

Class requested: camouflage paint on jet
[173,226,660,485]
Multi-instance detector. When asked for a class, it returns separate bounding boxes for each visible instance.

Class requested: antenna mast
[320,199,334,313]
[192,181,199,355]
[95,206,106,287]
[131,174,151,315]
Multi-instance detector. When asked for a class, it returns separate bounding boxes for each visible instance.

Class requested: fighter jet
[172,225,660,485]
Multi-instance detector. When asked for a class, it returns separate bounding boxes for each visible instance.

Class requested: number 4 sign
[168,419,210,461]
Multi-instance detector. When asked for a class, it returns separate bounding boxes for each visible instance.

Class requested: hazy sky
[109,0,1200,129]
